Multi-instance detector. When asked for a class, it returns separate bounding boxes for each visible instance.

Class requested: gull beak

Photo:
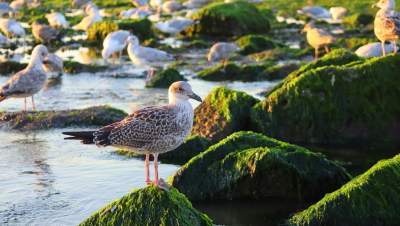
[189,92,202,102]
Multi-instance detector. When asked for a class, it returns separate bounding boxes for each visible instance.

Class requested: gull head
[374,0,395,9]
[126,35,139,46]
[31,44,49,63]
[169,81,202,104]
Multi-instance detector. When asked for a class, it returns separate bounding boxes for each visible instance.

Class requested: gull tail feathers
[63,131,95,144]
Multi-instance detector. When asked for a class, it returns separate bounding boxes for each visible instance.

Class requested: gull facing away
[32,21,60,43]
[373,0,400,55]
[302,22,336,59]
[102,30,131,62]
[73,3,102,31]
[0,45,62,111]
[155,17,194,35]
[355,42,396,58]
[46,12,69,29]
[63,81,202,187]
[0,18,25,38]
[207,42,240,63]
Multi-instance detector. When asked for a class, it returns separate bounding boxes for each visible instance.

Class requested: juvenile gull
[207,42,240,63]
[32,21,60,43]
[0,18,25,38]
[373,0,400,55]
[102,30,131,62]
[355,42,395,57]
[0,45,62,111]
[63,81,202,186]
[46,12,69,28]
[155,17,194,35]
[302,22,336,59]
[73,3,102,31]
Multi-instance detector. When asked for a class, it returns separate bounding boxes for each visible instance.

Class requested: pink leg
[24,98,27,112]
[382,41,386,56]
[31,96,36,111]
[145,154,151,184]
[153,153,159,186]
[393,41,398,54]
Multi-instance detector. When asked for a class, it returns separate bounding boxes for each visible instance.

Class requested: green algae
[236,35,281,55]
[145,68,185,88]
[171,131,350,201]
[287,154,400,226]
[192,87,259,142]
[87,21,119,43]
[117,18,155,41]
[79,185,212,226]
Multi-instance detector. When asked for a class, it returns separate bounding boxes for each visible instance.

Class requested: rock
[63,61,107,74]
[116,135,212,165]
[117,18,155,41]
[79,185,212,226]
[0,106,127,130]
[87,21,119,44]
[192,87,259,142]
[251,54,400,148]
[171,131,350,201]
[0,61,26,75]
[236,35,281,55]
[336,37,376,50]
[197,62,298,81]
[145,68,186,88]
[287,154,400,226]
[185,1,270,37]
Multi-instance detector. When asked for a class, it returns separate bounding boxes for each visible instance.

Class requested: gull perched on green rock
[373,0,400,55]
[63,81,202,187]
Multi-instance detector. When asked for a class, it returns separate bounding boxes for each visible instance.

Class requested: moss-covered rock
[117,18,155,41]
[185,1,270,37]
[87,21,119,43]
[63,61,107,74]
[343,13,374,28]
[0,106,127,130]
[236,35,281,55]
[116,135,212,165]
[251,54,400,148]
[287,154,400,226]
[145,68,185,88]
[197,62,297,81]
[80,185,212,226]
[0,61,27,75]
[192,87,259,142]
[171,131,350,201]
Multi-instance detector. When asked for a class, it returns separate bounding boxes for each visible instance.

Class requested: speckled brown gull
[0,45,51,111]
[63,81,202,187]
[32,21,60,43]
[373,0,400,55]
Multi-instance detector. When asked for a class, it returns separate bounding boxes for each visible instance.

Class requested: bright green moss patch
[236,35,281,55]
[87,21,119,43]
[287,154,400,226]
[145,68,185,88]
[251,54,400,148]
[117,18,155,41]
[186,1,270,37]
[0,106,127,130]
[192,87,259,142]
[172,131,350,201]
[80,185,212,226]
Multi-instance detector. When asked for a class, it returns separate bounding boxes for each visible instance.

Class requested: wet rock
[197,62,298,81]
[79,185,212,226]
[87,21,119,44]
[116,135,212,165]
[63,61,107,74]
[251,53,400,148]
[336,37,376,50]
[0,61,27,76]
[192,87,259,142]
[171,131,350,201]
[145,68,186,88]
[185,1,270,37]
[0,106,127,130]
[236,35,281,55]
[287,154,400,226]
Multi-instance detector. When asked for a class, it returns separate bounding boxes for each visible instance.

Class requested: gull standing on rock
[155,17,194,35]
[207,42,240,63]
[73,3,102,31]
[0,18,25,38]
[63,81,202,187]
[46,12,69,29]
[302,22,336,59]
[373,0,400,55]
[102,30,131,63]
[32,21,60,43]
[0,45,62,111]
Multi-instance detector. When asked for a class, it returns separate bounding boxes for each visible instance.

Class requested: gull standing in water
[373,0,400,55]
[63,81,202,187]
[102,30,131,63]
[0,45,62,111]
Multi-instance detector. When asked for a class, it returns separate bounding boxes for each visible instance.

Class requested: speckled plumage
[374,8,400,42]
[32,22,59,43]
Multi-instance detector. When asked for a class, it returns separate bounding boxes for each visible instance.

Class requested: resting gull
[207,42,240,63]
[302,22,336,59]
[373,0,400,55]
[63,81,202,187]
[355,42,396,57]
[46,12,69,28]
[32,21,60,43]
[0,18,25,38]
[73,3,102,31]
[102,30,131,62]
[155,17,194,35]
[0,45,62,111]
